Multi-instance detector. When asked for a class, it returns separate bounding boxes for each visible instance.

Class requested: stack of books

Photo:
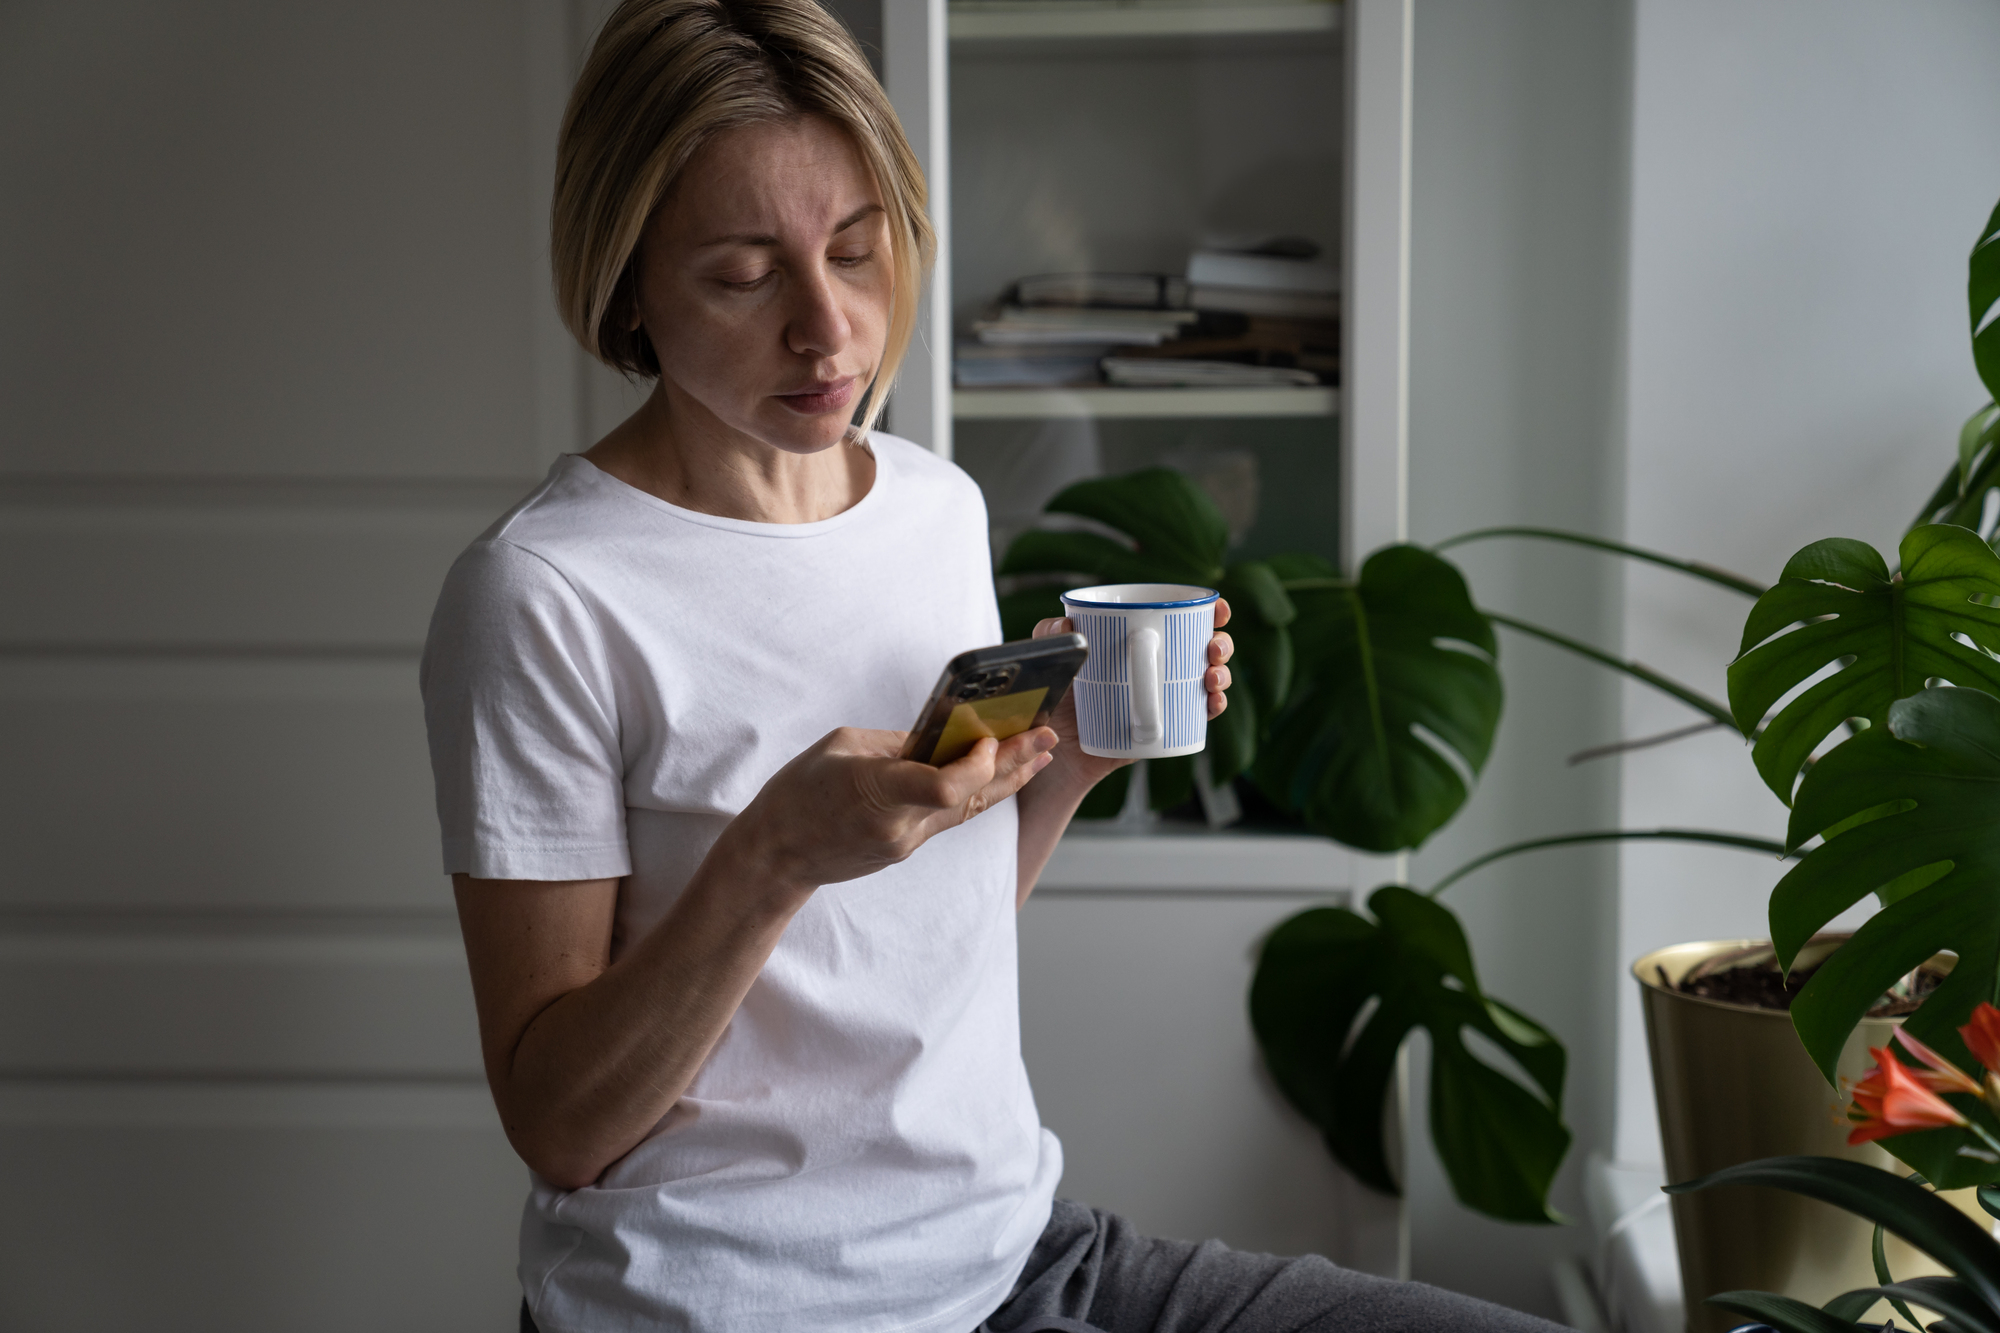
[954,303,1197,388]
[953,249,1339,390]
[1182,240,1340,320]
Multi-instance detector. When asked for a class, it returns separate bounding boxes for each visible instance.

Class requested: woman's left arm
[1013,600,1233,907]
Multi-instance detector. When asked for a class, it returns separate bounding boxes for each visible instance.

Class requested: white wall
[1404,0,1632,1315]
[1614,0,2000,1168]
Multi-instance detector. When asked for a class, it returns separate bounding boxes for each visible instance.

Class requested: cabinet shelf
[948,0,1339,42]
[953,385,1338,420]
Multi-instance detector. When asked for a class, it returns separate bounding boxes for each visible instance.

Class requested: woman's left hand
[1029,598,1233,791]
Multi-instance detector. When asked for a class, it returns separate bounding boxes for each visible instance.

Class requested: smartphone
[901,633,1090,766]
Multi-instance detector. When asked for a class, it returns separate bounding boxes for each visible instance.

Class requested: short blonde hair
[553,0,932,431]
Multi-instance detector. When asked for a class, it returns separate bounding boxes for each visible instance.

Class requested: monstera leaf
[1253,546,1502,852]
[1910,199,2000,533]
[1770,687,2000,1187]
[1973,197,2000,412]
[996,468,1297,794]
[1250,886,1569,1222]
[1727,525,2000,804]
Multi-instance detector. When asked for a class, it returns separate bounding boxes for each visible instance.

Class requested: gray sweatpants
[517,1199,1571,1332]
[975,1199,1570,1333]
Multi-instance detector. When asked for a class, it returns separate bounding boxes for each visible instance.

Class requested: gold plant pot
[1635,937,1964,1333]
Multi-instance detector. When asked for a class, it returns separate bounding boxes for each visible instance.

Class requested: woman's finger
[1205,664,1232,694]
[1208,690,1229,720]
[1213,597,1231,629]
[1208,631,1234,665]
[900,737,1000,811]
[1032,616,1074,639]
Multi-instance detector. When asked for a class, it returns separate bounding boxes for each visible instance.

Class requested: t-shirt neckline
[562,438,888,539]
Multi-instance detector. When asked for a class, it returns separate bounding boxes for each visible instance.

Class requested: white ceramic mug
[1060,583,1218,760]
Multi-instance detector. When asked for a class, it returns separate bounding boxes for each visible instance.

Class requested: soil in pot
[1665,946,1944,1016]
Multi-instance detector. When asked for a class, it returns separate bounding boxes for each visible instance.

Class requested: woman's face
[633,115,894,456]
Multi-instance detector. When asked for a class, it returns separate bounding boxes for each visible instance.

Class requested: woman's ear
[621,264,644,332]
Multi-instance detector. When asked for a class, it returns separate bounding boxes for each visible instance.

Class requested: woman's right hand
[725,725,1059,898]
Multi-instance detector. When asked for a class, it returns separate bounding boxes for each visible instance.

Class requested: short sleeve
[420,538,632,881]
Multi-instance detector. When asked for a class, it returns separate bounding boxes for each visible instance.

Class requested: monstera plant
[997,195,2000,1223]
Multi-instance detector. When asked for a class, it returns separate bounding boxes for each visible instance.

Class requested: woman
[422,2,1563,1329]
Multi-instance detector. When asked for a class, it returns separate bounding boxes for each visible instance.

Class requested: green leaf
[1671,1157,2000,1314]
[1220,559,1296,628]
[997,585,1066,642]
[1875,1220,1924,1332]
[1872,1276,2000,1333]
[1981,1185,2000,1221]
[1962,403,2000,492]
[1973,195,2000,406]
[1916,409,2000,535]
[1249,887,1569,1223]
[1043,468,1228,584]
[1910,404,2000,534]
[1728,525,2000,803]
[1706,1291,1869,1333]
[1820,1289,1882,1322]
[1204,676,1257,787]
[1208,556,1304,748]
[1253,545,1502,852]
[997,529,1159,585]
[1771,688,2000,1131]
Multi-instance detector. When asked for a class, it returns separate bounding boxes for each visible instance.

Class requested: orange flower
[1892,1028,1983,1096]
[1961,1002,2000,1076]
[1847,1045,1970,1145]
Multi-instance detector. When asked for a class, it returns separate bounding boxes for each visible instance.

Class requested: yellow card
[929,688,1049,765]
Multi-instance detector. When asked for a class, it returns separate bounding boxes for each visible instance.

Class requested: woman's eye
[717,271,772,290]
[831,250,875,269]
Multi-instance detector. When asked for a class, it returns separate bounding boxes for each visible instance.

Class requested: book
[971,305,1198,346]
[954,355,1103,388]
[1186,284,1340,320]
[1101,357,1321,388]
[1185,249,1340,295]
[1107,314,1338,384]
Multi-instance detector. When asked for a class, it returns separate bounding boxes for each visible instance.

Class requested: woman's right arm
[454,724,1056,1190]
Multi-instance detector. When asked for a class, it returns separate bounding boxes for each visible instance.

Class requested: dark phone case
[901,633,1089,766]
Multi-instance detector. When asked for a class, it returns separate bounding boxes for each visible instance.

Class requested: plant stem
[1568,720,1729,766]
[1432,527,1768,598]
[1426,828,1792,898]
[1486,612,1738,728]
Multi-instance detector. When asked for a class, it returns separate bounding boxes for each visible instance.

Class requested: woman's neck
[583,383,874,524]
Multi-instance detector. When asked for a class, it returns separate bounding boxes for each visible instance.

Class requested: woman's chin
[753,411,857,456]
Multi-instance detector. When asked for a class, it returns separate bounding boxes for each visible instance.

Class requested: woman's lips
[775,376,858,416]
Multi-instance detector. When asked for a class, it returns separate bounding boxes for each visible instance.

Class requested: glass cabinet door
[945,0,1345,573]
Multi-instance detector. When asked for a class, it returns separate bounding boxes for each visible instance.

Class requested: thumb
[869,740,996,810]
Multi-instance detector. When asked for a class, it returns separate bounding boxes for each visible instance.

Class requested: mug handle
[1131,626,1163,745]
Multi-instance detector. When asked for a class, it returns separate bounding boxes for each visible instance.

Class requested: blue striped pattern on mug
[1069,611,1130,751]
[1068,607,1207,753]
[1072,612,1127,683]
[1162,609,1207,751]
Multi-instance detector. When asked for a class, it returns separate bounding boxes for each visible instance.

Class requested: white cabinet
[1024,828,1405,1271]
[878,0,1415,1274]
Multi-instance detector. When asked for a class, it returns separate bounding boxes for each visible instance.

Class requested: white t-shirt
[420,437,1061,1333]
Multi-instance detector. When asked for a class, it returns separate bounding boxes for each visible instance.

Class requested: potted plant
[993,192,2000,1267]
[1668,1006,2000,1333]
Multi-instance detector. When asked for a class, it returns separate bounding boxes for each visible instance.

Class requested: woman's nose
[786,265,851,358]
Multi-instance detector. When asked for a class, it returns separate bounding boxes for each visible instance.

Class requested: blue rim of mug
[1061,584,1220,610]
